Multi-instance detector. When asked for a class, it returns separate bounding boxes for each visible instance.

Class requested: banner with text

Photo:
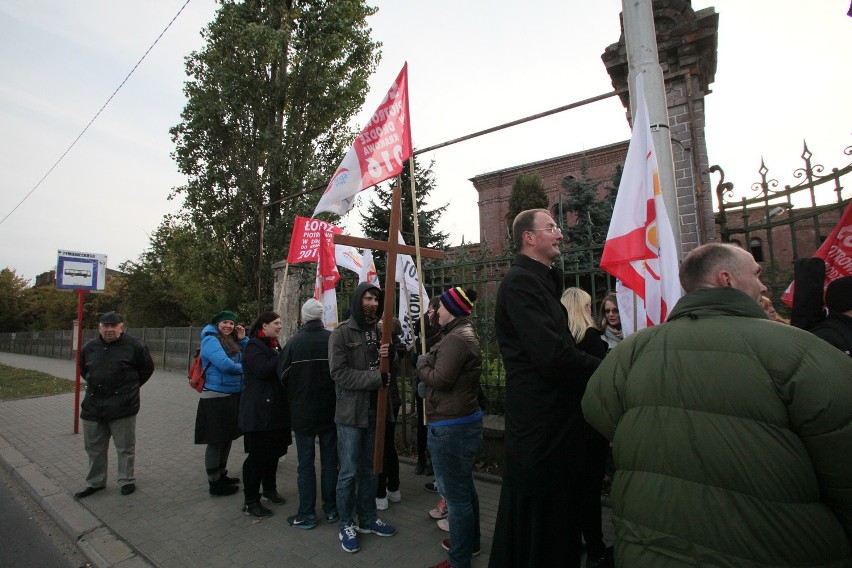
[312,63,412,217]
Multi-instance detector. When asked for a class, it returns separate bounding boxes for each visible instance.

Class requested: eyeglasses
[604,309,619,314]
[527,226,562,234]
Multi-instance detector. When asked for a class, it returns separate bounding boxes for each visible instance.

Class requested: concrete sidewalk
[0,352,612,567]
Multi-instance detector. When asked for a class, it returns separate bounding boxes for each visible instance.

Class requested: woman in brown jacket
[417,287,483,568]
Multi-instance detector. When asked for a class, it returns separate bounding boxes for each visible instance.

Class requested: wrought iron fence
[712,142,852,308]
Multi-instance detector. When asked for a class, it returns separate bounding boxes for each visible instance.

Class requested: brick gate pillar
[602,0,719,253]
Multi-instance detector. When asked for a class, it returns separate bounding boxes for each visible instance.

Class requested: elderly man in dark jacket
[280,298,337,530]
[489,209,601,568]
[75,311,154,498]
[582,243,852,567]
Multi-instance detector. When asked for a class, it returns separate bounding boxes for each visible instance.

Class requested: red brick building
[469,0,719,257]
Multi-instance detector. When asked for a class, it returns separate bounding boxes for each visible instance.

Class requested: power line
[0,0,193,227]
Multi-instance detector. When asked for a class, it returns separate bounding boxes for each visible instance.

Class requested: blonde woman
[561,288,607,359]
[559,287,609,567]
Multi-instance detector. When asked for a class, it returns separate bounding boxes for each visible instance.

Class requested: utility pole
[622,0,683,255]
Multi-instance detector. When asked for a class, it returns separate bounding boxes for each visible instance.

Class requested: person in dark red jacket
[75,311,154,499]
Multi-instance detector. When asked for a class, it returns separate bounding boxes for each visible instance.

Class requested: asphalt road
[0,463,88,568]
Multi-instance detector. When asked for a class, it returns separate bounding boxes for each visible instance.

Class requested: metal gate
[712,142,851,306]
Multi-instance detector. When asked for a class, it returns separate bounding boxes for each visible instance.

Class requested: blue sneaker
[356,518,397,537]
[339,523,361,553]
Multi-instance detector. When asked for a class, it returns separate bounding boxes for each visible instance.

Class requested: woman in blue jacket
[195,310,247,496]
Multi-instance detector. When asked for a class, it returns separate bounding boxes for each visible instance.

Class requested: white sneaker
[386,490,401,503]
[437,518,450,532]
[376,497,388,510]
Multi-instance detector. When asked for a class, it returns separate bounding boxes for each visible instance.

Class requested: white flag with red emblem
[313,63,413,217]
[600,74,681,336]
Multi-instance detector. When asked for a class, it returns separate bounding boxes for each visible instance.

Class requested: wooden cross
[334,184,443,473]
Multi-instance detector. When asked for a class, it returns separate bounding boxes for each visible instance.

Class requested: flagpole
[622,0,682,256]
[408,157,429,427]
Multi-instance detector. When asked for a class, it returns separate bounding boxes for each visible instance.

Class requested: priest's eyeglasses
[528,226,562,234]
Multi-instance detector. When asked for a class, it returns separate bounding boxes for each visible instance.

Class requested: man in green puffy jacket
[582,243,852,567]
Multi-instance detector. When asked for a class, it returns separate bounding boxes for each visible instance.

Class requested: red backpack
[188,349,211,393]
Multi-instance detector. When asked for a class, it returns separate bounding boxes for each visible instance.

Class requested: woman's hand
[235,325,246,340]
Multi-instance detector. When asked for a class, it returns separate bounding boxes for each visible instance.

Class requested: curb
[0,434,157,568]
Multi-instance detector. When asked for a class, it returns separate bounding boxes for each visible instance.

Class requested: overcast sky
[1,1,850,284]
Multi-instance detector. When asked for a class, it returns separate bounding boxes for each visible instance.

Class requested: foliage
[0,363,76,401]
[505,173,548,245]
[361,157,449,274]
[18,284,76,331]
[560,159,622,249]
[167,0,381,315]
[0,268,29,332]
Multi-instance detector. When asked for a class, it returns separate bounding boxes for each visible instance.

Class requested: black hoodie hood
[350,281,383,328]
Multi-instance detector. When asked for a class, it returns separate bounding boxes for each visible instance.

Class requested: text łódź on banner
[599,73,682,337]
[312,63,412,217]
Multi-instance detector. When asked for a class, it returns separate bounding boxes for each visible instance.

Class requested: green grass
[0,363,78,401]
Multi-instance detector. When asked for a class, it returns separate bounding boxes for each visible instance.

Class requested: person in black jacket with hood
[280,298,338,529]
[75,311,154,499]
[238,311,289,518]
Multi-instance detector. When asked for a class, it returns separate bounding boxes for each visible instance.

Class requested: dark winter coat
[280,320,335,435]
[80,332,154,423]
[417,316,481,423]
[582,287,852,567]
[495,254,601,491]
[811,312,852,357]
[239,336,288,433]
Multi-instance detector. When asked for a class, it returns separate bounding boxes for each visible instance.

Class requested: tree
[169,0,381,313]
[505,173,548,249]
[0,268,29,332]
[560,159,622,248]
[360,157,449,273]
[121,215,237,326]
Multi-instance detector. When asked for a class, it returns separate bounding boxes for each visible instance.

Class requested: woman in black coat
[238,311,291,518]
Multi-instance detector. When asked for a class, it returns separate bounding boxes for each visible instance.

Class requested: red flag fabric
[313,63,413,216]
[599,73,681,336]
[286,216,341,264]
[781,200,852,306]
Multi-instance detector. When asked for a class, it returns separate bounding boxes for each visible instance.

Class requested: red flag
[600,74,681,336]
[313,63,413,216]
[286,216,341,264]
[781,200,852,306]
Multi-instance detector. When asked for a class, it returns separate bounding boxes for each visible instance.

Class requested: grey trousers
[82,415,136,488]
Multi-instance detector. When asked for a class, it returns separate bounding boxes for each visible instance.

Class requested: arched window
[749,237,764,262]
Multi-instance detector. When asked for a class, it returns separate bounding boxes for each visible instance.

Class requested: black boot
[220,468,239,485]
[243,500,273,518]
[209,478,239,496]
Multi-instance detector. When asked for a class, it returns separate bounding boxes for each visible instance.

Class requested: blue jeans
[429,420,483,568]
[335,413,377,529]
[294,428,338,518]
